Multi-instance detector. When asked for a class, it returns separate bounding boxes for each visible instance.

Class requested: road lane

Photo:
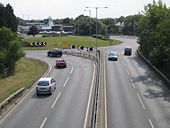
[104,36,170,128]
[105,53,151,128]
[0,50,95,128]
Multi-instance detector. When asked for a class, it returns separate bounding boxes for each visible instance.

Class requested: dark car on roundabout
[47,48,63,57]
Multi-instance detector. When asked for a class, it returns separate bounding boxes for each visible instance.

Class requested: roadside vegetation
[0,57,48,102]
[22,36,122,49]
[137,0,170,78]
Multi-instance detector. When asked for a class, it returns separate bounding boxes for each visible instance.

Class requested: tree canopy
[0,27,24,77]
[0,3,17,32]
[137,0,170,78]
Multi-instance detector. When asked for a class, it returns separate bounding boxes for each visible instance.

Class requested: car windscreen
[109,53,116,56]
[58,60,65,62]
[38,81,49,86]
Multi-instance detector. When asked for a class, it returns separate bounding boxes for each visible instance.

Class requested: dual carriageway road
[0,36,170,128]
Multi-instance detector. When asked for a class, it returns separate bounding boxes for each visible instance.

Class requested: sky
[1,0,170,20]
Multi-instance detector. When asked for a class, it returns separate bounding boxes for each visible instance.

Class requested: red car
[56,59,67,68]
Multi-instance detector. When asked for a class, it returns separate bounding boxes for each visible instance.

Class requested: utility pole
[86,7,108,56]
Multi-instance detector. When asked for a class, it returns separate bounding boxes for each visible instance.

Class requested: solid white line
[137,93,146,110]
[104,55,108,128]
[51,92,61,109]
[83,63,96,128]
[148,119,155,128]
[40,117,47,128]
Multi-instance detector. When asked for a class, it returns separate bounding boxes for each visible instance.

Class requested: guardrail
[137,49,170,87]
[63,51,100,128]
[0,87,25,109]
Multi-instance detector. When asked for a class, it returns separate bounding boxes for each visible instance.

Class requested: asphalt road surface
[0,36,170,128]
[0,50,95,128]
[102,36,170,128]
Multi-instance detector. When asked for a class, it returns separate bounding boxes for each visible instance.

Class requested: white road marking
[62,57,74,88]
[83,63,96,128]
[148,119,155,128]
[51,92,61,109]
[130,79,136,88]
[125,67,130,75]
[120,55,125,66]
[63,77,70,88]
[40,117,47,128]
[137,93,146,110]
[104,55,108,128]
[70,66,73,74]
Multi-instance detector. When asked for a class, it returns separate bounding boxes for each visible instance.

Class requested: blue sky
[1,0,170,20]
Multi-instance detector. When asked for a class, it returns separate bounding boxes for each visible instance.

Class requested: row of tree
[0,3,23,77]
[17,14,142,36]
[0,3,17,32]
[137,0,170,78]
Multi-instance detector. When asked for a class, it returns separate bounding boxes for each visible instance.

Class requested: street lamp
[86,7,108,57]
[84,9,92,47]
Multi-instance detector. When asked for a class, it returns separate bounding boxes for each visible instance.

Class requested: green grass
[0,57,48,102]
[23,36,122,49]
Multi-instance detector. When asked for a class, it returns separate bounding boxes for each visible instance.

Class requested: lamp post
[84,9,92,47]
[86,7,108,56]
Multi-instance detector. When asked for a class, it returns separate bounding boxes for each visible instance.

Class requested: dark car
[56,59,67,68]
[124,47,132,55]
[47,48,62,57]
[108,51,118,61]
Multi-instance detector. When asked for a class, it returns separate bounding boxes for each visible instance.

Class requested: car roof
[109,51,117,54]
[125,46,132,49]
[52,48,61,51]
[38,77,52,82]
[56,58,65,61]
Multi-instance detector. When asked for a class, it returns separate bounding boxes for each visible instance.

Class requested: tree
[28,26,38,37]
[0,3,17,32]
[101,18,117,34]
[74,15,107,35]
[0,27,24,76]
[137,0,170,78]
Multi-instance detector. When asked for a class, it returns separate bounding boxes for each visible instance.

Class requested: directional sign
[78,46,84,50]
[69,45,75,49]
[87,47,93,51]
[30,41,47,47]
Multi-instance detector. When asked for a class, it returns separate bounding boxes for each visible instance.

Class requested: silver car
[108,51,118,61]
[36,77,56,95]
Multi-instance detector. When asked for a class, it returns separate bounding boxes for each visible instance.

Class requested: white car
[36,77,56,95]
[108,51,118,61]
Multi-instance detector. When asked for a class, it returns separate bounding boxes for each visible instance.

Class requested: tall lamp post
[84,9,92,47]
[86,7,108,56]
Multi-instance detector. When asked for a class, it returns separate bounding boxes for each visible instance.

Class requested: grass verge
[0,57,48,102]
[23,36,122,49]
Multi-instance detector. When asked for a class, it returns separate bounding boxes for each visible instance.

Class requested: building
[18,16,74,34]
